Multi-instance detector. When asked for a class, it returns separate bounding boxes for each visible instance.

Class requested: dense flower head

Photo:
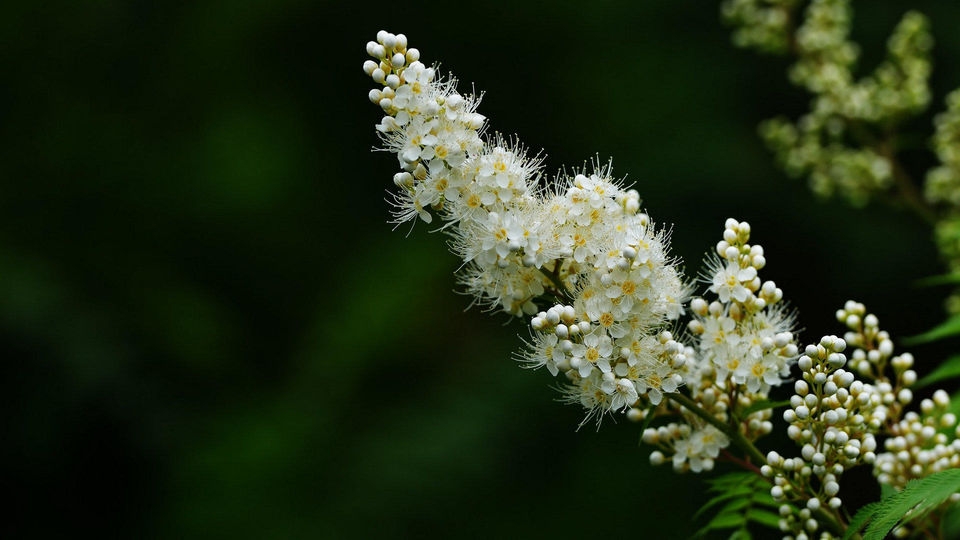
[687,219,798,395]
[639,220,798,474]
[365,30,689,422]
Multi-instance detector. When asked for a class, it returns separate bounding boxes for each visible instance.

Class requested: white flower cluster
[745,0,933,206]
[641,221,796,474]
[790,2,931,121]
[927,91,960,299]
[524,222,689,419]
[838,301,916,400]
[721,0,797,54]
[365,30,547,315]
[365,31,689,419]
[926,90,960,207]
[835,302,960,498]
[875,390,960,490]
[365,22,960,540]
[688,219,798,394]
[762,335,877,539]
[644,421,729,473]
[756,303,960,539]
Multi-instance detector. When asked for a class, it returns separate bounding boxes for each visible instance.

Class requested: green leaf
[707,472,755,490]
[844,469,960,540]
[903,315,960,345]
[745,509,781,530]
[695,472,786,539]
[914,273,960,287]
[739,399,790,418]
[750,489,780,510]
[949,391,960,420]
[694,510,747,537]
[914,355,960,389]
[728,529,752,540]
[694,486,754,520]
[843,501,881,540]
[941,502,960,540]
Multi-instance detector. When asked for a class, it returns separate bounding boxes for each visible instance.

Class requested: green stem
[666,392,766,466]
[666,392,846,537]
[538,261,574,304]
[878,138,937,226]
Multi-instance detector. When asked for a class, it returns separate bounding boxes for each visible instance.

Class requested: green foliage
[941,502,960,540]
[694,472,782,539]
[843,469,960,540]
[913,355,960,389]
[914,273,960,288]
[902,315,960,345]
[738,399,791,418]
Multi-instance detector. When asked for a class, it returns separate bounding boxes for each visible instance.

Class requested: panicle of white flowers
[366,27,960,539]
[365,31,690,423]
[736,0,933,206]
[926,90,960,208]
[514,170,690,422]
[687,218,798,395]
[364,32,488,221]
[639,220,796,473]
[926,91,960,304]
[721,0,799,54]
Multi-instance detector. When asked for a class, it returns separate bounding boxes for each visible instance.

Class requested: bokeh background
[3,1,960,538]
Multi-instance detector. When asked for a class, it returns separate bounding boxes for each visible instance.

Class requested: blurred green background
[3,1,960,538]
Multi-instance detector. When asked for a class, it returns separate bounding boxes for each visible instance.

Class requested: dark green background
[3,1,959,538]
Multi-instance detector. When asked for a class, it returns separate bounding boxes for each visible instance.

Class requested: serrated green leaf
[844,501,881,540]
[914,355,960,389]
[709,511,748,529]
[694,487,754,520]
[880,482,897,500]
[903,315,960,345]
[707,472,755,490]
[696,472,780,538]
[739,399,790,418]
[718,498,752,515]
[845,469,960,540]
[750,489,780,509]
[746,509,781,530]
[694,510,748,538]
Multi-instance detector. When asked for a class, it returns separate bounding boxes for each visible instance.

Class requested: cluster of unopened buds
[763,336,877,538]
[877,390,960,490]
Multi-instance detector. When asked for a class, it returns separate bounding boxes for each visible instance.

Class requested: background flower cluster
[3,1,960,537]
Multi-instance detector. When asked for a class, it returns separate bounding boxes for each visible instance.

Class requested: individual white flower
[518,332,567,376]
[609,377,640,411]
[711,261,757,303]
